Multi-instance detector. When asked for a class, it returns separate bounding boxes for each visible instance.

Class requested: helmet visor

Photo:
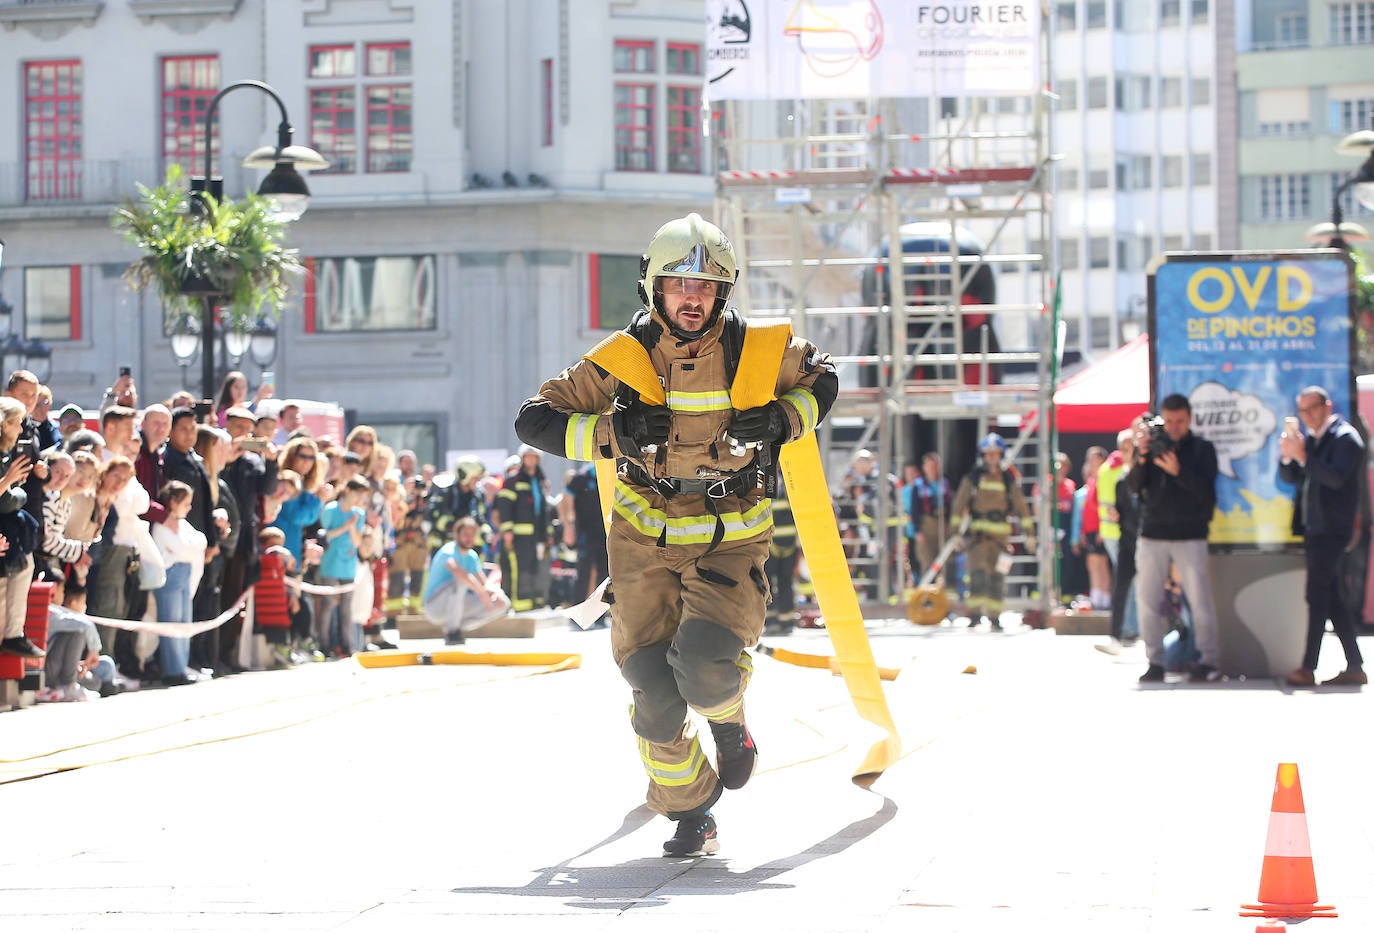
[660,276,719,296]
[657,243,731,280]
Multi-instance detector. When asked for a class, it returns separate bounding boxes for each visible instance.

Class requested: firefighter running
[951,433,1035,630]
[514,213,838,857]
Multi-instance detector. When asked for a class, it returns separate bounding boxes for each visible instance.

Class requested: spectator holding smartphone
[1279,386,1367,687]
[0,395,42,657]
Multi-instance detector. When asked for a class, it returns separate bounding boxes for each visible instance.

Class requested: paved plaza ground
[1,617,1371,932]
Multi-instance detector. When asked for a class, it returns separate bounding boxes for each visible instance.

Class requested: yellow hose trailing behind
[354,651,581,673]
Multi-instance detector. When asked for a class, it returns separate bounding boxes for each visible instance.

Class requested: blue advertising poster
[1150,253,1353,548]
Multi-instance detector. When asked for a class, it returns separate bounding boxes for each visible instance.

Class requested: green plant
[1351,248,1374,374]
[113,165,302,331]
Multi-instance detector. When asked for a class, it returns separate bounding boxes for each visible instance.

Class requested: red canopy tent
[1053,333,1150,433]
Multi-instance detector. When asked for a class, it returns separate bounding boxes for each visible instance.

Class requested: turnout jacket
[514,306,838,555]
[951,464,1031,540]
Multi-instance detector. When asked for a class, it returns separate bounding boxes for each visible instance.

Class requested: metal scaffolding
[710,45,1058,616]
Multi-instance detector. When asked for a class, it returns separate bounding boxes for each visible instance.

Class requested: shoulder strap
[719,308,748,386]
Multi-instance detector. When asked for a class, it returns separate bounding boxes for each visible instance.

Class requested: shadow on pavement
[450,796,898,910]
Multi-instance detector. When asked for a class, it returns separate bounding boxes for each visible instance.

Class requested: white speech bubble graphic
[1187,381,1277,479]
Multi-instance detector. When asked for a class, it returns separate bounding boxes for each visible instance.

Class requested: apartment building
[0,0,714,466]
[1235,0,1374,251]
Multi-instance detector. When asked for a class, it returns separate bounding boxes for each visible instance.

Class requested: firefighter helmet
[979,432,1006,454]
[454,456,486,485]
[638,212,738,340]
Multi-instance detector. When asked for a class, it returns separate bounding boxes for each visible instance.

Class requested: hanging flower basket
[112,165,302,332]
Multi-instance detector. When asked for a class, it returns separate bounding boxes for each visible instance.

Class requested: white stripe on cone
[1262,811,1313,859]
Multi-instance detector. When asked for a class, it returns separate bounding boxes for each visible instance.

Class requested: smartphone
[1283,416,1301,437]
[240,437,267,453]
[261,370,275,390]
[119,365,132,378]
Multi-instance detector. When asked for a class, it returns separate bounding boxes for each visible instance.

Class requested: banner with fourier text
[1148,251,1354,549]
[707,0,1041,99]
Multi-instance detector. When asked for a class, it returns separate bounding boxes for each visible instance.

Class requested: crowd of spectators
[0,367,627,706]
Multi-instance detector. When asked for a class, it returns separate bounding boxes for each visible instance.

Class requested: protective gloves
[614,402,671,450]
[729,401,789,444]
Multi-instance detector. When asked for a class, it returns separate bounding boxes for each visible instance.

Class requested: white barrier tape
[80,591,251,639]
[283,577,358,597]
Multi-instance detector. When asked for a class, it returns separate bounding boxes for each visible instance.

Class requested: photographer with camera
[1278,385,1366,687]
[1128,393,1222,683]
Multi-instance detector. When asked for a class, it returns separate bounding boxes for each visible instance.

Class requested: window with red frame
[588,254,642,331]
[667,85,701,173]
[541,58,554,147]
[309,44,355,78]
[308,42,411,174]
[25,60,82,201]
[665,42,700,75]
[614,84,654,171]
[303,254,436,333]
[367,86,412,173]
[366,41,411,77]
[161,55,220,179]
[309,44,356,174]
[613,39,655,73]
[310,87,357,174]
[24,266,81,342]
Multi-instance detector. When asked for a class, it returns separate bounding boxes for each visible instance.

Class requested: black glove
[614,402,671,449]
[730,402,789,444]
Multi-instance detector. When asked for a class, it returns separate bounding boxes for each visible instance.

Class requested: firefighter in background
[513,212,838,858]
[906,451,951,586]
[491,445,552,612]
[951,433,1034,630]
[426,457,491,553]
[763,480,798,636]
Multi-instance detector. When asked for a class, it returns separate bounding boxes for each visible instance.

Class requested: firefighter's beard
[664,298,715,341]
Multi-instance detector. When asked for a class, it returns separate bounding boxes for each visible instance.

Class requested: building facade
[1235,0,1374,251]
[1036,0,1226,352]
[0,0,715,467]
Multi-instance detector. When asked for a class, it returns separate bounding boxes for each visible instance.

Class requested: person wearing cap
[56,403,87,444]
[951,432,1034,630]
[490,444,552,612]
[514,213,838,858]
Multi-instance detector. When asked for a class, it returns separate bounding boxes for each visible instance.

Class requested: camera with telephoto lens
[1143,414,1175,458]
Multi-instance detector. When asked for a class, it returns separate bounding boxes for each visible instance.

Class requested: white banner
[707,0,1041,100]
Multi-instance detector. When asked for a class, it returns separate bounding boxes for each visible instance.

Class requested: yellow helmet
[638,213,738,337]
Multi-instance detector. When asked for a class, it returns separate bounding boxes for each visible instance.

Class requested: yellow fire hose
[354,650,581,673]
[754,643,900,681]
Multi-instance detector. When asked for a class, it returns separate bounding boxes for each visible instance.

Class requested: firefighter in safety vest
[491,445,551,612]
[514,213,838,858]
[951,433,1034,630]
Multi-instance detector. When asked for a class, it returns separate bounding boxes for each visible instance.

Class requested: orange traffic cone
[1239,763,1337,919]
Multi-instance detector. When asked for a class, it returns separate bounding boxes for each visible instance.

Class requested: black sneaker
[662,813,719,857]
[0,636,44,658]
[709,720,757,790]
[1189,663,1222,683]
[1138,663,1166,683]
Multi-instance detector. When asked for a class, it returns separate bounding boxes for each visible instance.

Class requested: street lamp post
[188,80,326,405]
[1327,126,1374,249]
